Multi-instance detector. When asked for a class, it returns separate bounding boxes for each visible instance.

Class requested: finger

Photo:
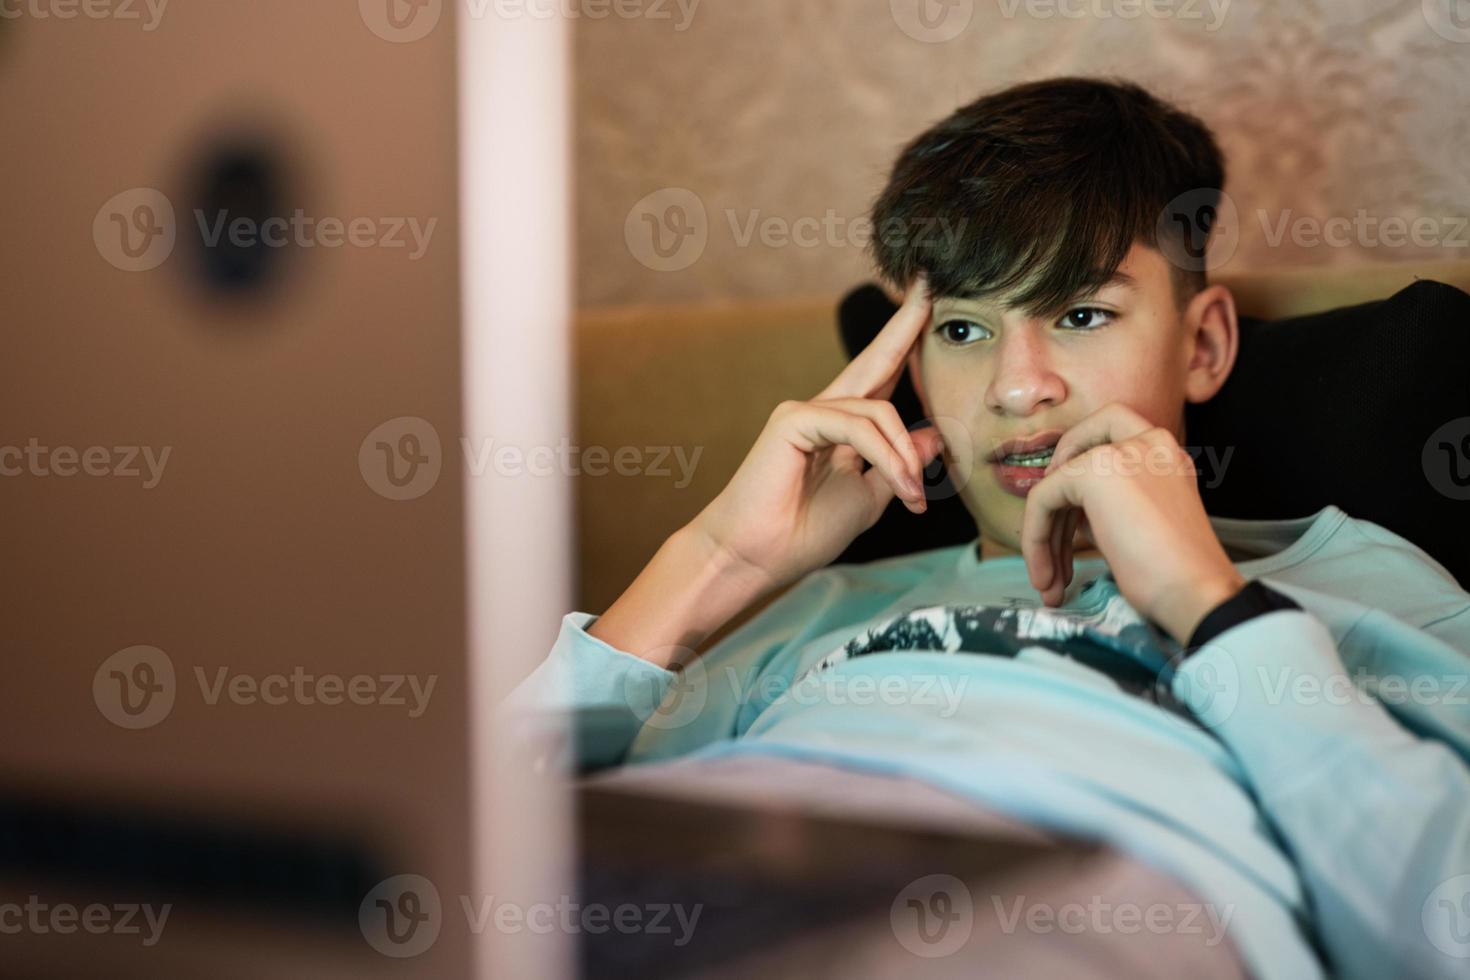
[820,275,931,401]
[1046,508,1070,606]
[910,424,946,469]
[818,398,922,486]
[910,423,946,500]
[860,462,917,521]
[1045,402,1155,477]
[784,404,926,512]
[1060,508,1079,588]
[1020,465,1087,597]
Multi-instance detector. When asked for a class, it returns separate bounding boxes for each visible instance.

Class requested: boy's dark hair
[869,77,1224,315]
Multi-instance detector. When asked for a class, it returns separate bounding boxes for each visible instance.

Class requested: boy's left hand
[1021,402,1246,646]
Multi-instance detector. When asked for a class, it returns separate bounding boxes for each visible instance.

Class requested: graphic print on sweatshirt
[794,576,1195,720]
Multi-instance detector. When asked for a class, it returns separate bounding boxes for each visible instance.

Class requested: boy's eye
[1059,307,1114,330]
[936,319,989,345]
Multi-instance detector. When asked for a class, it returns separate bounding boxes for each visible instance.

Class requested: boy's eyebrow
[934,270,1139,315]
[1072,269,1138,300]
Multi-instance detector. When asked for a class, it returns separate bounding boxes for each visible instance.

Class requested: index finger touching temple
[821,274,932,400]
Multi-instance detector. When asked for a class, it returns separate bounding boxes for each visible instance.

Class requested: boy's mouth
[988,430,1064,464]
[997,447,1055,467]
[989,431,1063,497]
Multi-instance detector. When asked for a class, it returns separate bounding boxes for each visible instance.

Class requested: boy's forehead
[932,267,1141,314]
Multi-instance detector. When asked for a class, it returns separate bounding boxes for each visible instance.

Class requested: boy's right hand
[588,277,944,666]
[688,277,945,593]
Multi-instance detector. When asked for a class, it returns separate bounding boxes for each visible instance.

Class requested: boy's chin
[972,493,1096,559]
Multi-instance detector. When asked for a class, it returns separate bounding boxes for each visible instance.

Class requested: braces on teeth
[1002,448,1055,466]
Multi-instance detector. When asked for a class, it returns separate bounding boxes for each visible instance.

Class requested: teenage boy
[518,78,1470,980]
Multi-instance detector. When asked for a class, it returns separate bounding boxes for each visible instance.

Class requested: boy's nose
[985,330,1065,417]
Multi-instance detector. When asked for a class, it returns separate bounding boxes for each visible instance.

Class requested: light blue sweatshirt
[512,506,1470,980]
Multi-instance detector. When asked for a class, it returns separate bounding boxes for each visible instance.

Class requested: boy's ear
[1182,283,1240,405]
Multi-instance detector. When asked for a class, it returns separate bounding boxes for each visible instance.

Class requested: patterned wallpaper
[575,0,1470,308]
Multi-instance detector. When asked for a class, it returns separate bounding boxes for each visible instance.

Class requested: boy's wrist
[588,523,773,668]
[677,520,778,598]
[1182,579,1303,654]
[1153,571,1248,648]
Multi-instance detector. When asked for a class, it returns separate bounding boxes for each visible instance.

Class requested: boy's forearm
[587,523,774,669]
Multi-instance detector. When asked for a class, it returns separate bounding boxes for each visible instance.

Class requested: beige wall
[575,0,1470,308]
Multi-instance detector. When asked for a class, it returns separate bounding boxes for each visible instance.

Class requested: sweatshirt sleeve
[503,612,681,773]
[505,566,870,774]
[1169,608,1470,980]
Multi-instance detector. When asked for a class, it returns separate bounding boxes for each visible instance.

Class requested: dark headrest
[835,279,1470,586]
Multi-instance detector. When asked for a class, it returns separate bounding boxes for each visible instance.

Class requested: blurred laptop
[1,4,499,976]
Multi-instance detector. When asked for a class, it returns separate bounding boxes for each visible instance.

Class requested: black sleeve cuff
[1184,579,1302,655]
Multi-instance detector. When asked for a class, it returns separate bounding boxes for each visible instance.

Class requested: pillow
[834,279,1470,587]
